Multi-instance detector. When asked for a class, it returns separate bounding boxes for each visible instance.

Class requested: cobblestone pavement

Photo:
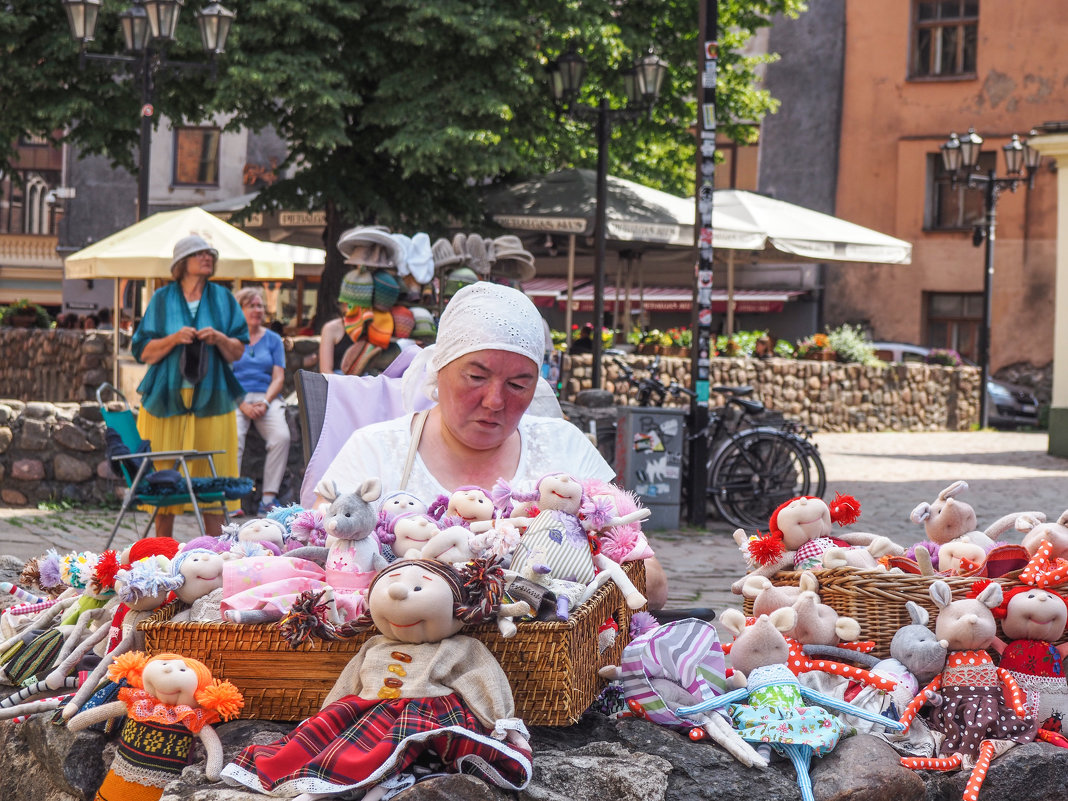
[2,430,1067,620]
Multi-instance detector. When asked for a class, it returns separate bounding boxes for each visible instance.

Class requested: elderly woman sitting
[313,282,667,608]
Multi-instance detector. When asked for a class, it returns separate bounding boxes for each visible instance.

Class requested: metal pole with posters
[687,0,717,526]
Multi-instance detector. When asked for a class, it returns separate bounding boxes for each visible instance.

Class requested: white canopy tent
[488,171,913,334]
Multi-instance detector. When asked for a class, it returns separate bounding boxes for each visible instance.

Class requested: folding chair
[97,383,236,548]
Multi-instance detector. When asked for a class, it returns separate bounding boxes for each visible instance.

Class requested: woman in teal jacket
[131,234,248,537]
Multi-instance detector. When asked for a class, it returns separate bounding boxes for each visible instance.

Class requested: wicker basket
[140,560,645,726]
[740,566,1042,658]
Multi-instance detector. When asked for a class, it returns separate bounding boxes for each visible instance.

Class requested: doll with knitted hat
[221,558,532,799]
[67,650,243,801]
[731,492,902,594]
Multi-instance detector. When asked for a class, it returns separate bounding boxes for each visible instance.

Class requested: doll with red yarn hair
[731,492,903,594]
[67,651,243,801]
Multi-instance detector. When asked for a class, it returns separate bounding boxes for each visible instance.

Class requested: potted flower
[0,299,52,329]
[925,348,963,367]
[796,332,836,361]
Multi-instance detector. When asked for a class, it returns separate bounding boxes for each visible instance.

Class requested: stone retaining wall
[0,329,119,403]
[562,354,982,431]
[0,399,306,509]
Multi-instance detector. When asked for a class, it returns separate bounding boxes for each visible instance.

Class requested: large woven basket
[140,560,645,726]
[741,566,1042,658]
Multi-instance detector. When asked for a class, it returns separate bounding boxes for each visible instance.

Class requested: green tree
[0,0,804,324]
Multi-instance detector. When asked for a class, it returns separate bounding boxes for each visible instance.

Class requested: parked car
[871,342,1040,429]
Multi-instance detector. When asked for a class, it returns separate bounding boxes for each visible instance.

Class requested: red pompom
[748,531,785,567]
[828,492,861,526]
[92,550,121,592]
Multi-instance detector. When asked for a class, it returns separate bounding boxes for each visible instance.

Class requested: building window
[925,151,995,230]
[173,127,221,185]
[926,292,982,361]
[910,1,978,79]
[0,169,60,235]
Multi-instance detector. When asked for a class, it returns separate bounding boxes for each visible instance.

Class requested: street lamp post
[60,0,235,222]
[546,47,668,389]
[939,127,1043,428]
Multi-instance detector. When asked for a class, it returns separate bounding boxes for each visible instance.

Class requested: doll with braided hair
[222,558,532,800]
[67,651,243,801]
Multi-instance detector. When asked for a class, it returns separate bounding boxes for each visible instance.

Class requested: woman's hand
[198,326,245,362]
[139,326,195,364]
[240,400,268,420]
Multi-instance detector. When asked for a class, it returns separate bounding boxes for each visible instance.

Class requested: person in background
[318,300,355,374]
[131,235,248,537]
[81,314,99,331]
[97,308,113,331]
[570,322,594,355]
[232,287,291,514]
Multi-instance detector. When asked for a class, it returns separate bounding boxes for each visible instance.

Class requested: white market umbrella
[64,206,295,387]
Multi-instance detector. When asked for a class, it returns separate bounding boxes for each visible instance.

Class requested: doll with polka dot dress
[897,579,1038,801]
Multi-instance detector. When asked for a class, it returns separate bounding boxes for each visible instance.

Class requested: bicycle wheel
[707,428,810,529]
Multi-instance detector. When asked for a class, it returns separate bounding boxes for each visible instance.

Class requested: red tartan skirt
[221,694,532,796]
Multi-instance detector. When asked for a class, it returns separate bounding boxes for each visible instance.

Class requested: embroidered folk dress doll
[221,559,532,800]
[66,651,243,801]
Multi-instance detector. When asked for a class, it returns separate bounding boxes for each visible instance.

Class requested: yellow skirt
[136,388,241,514]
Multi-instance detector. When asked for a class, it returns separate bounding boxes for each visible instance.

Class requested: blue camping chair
[97,383,245,548]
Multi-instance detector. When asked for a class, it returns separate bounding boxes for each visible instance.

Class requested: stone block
[0,426,11,453]
[0,404,12,424]
[54,422,94,452]
[23,401,53,419]
[54,453,94,483]
[11,459,45,480]
[1,488,27,505]
[17,418,50,450]
[96,459,115,479]
[79,402,103,423]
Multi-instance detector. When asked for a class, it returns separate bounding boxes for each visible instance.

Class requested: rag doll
[67,651,243,801]
[223,479,385,625]
[678,608,905,801]
[599,616,768,768]
[731,493,901,594]
[989,545,1068,742]
[1018,509,1068,561]
[167,548,227,623]
[374,490,429,557]
[897,580,1038,801]
[580,478,656,564]
[220,558,533,800]
[501,473,647,615]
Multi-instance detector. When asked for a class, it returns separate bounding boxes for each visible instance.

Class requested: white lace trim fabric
[943,662,997,687]
[401,282,546,411]
[1011,670,1068,718]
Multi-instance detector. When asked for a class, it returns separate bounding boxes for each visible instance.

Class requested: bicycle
[606,353,826,529]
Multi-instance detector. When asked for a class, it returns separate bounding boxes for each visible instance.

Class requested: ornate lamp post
[939,127,1043,428]
[60,0,235,221]
[546,46,668,388]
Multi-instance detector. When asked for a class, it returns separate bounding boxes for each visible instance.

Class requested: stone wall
[562,354,983,432]
[0,399,306,509]
[0,329,118,403]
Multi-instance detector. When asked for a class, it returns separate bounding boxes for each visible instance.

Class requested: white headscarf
[401,282,545,410]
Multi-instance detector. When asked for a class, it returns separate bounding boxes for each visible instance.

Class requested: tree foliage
[0,0,805,321]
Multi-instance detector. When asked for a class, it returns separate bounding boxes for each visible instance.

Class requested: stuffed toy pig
[221,558,532,801]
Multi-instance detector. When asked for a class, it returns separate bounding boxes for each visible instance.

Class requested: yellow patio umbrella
[64,206,295,387]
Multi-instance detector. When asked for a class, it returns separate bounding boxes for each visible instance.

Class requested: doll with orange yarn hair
[67,651,243,801]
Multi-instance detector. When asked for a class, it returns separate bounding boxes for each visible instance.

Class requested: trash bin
[614,407,686,530]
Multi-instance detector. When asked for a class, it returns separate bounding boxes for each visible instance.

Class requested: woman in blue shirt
[132,235,248,537]
[233,287,291,513]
